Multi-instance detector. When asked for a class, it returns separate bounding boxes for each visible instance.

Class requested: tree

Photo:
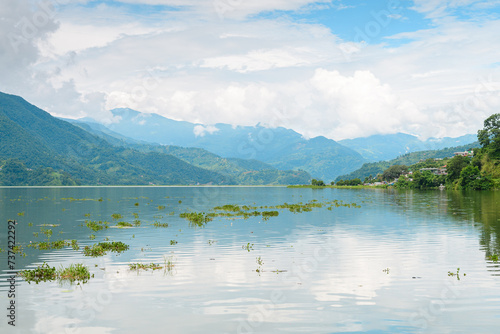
[459,165,493,190]
[446,155,469,183]
[381,165,408,181]
[311,179,325,186]
[478,113,500,152]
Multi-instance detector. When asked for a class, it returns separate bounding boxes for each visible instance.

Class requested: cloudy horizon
[1,0,500,140]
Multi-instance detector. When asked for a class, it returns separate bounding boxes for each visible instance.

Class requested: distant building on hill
[419,167,447,175]
[454,149,474,157]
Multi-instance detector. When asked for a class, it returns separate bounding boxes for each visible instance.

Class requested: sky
[1,0,500,140]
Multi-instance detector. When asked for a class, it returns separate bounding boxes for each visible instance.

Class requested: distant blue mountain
[339,133,478,162]
[83,108,367,181]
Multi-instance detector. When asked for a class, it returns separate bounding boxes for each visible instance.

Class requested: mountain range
[0,92,309,186]
[339,133,478,162]
[78,108,478,181]
[0,91,480,186]
[78,108,367,181]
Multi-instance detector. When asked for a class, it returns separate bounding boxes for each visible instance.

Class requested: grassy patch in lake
[85,220,110,231]
[179,212,213,227]
[116,221,133,228]
[128,263,163,271]
[83,241,129,257]
[18,262,92,284]
[27,239,79,250]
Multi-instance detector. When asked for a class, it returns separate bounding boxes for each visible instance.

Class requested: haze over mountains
[0,92,309,186]
[78,108,478,179]
[0,91,480,186]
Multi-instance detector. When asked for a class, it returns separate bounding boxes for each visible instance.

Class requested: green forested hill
[0,92,233,185]
[336,142,480,182]
[70,119,310,185]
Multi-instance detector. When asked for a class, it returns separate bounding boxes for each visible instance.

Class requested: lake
[1,186,499,333]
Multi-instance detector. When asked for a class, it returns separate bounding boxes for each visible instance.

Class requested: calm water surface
[0,187,499,333]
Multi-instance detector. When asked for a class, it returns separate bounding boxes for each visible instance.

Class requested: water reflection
[0,187,499,334]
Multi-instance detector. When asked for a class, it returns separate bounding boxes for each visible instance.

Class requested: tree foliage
[446,155,470,182]
[478,113,500,152]
[311,179,325,186]
[381,165,408,181]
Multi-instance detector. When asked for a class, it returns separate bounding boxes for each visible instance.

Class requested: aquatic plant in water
[487,254,499,262]
[57,263,91,284]
[27,240,75,250]
[128,263,163,271]
[18,263,91,284]
[83,241,129,257]
[242,243,254,252]
[179,212,212,227]
[448,267,466,280]
[18,262,56,284]
[116,221,133,228]
[85,220,109,231]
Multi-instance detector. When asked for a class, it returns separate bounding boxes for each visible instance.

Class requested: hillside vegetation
[335,114,500,190]
[336,142,480,182]
[0,92,309,186]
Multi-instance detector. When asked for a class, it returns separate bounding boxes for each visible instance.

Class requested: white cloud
[193,124,219,137]
[2,0,500,141]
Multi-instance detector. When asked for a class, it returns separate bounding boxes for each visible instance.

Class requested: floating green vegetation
[12,245,25,256]
[17,212,25,216]
[85,220,109,232]
[18,263,92,284]
[89,234,96,240]
[487,254,499,262]
[203,199,357,222]
[62,197,105,202]
[164,255,175,274]
[208,240,217,246]
[128,263,163,271]
[111,213,123,220]
[153,222,169,228]
[84,213,91,218]
[133,220,141,226]
[132,213,139,219]
[134,202,139,206]
[57,263,91,284]
[18,262,56,284]
[213,204,243,212]
[256,256,264,274]
[179,212,212,227]
[27,240,74,250]
[83,241,129,257]
[157,205,166,210]
[261,211,279,220]
[448,267,466,280]
[383,268,390,274]
[178,200,182,204]
[271,270,287,274]
[170,240,178,245]
[33,232,39,238]
[71,240,79,250]
[242,243,254,252]
[40,224,60,227]
[116,221,133,228]
[40,227,53,238]
[28,222,33,227]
